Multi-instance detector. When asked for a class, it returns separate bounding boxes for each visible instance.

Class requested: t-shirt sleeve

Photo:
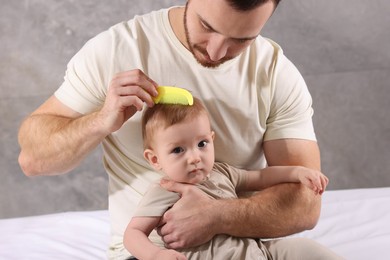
[264,42,316,141]
[54,30,113,115]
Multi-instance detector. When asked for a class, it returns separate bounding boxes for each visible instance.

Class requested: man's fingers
[115,86,155,107]
[114,69,158,95]
[157,225,182,249]
[165,241,183,250]
[160,179,186,194]
[110,69,159,106]
[110,83,155,107]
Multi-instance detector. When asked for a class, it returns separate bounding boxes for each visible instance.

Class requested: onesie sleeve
[213,162,248,192]
[133,183,180,217]
[263,41,316,141]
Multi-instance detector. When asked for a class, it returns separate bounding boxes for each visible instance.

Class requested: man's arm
[18,69,158,176]
[214,183,320,239]
[18,96,105,175]
[158,139,322,249]
[217,139,322,237]
[263,139,321,171]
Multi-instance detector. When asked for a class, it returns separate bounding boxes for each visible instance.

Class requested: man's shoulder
[240,36,286,73]
[111,8,168,31]
[255,36,283,51]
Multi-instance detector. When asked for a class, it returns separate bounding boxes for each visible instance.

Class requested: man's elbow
[300,185,322,230]
[18,151,31,175]
[302,210,320,231]
[18,150,49,177]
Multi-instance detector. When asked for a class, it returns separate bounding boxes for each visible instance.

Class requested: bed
[1,187,389,260]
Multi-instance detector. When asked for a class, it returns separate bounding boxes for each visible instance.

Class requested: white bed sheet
[1,187,389,260]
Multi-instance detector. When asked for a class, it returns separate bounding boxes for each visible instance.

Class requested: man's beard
[183,3,232,68]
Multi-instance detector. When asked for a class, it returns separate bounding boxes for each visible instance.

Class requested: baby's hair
[142,97,209,149]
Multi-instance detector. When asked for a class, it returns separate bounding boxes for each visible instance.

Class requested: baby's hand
[154,249,187,260]
[299,169,329,195]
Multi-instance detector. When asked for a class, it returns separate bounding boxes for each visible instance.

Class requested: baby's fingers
[319,175,329,194]
[303,175,321,195]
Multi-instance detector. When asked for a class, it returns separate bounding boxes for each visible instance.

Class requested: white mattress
[1,187,389,259]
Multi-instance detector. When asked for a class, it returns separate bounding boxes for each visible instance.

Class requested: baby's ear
[144,149,161,170]
[211,130,215,140]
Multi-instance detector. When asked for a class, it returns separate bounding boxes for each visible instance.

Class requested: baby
[124,96,331,260]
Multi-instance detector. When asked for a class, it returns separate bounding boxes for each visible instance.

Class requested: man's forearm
[18,112,107,176]
[214,183,321,238]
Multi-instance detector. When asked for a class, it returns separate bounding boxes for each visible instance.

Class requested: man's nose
[206,34,228,61]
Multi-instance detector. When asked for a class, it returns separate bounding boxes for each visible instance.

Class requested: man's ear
[144,149,161,170]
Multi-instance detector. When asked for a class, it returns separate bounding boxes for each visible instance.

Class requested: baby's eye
[198,140,208,148]
[172,147,184,154]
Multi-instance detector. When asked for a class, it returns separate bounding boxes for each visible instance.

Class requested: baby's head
[142,97,215,184]
[142,97,211,149]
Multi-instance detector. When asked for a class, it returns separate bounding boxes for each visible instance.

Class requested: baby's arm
[124,216,187,260]
[242,166,328,195]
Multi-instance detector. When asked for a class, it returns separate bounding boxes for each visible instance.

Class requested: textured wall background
[1,0,389,218]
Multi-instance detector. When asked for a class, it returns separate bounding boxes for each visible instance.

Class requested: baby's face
[151,113,215,184]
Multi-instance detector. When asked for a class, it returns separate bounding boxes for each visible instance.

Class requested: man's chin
[190,45,231,68]
[199,61,222,68]
[195,53,233,68]
[194,56,224,68]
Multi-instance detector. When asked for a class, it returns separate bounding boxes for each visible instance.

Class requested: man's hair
[142,97,209,149]
[226,0,281,11]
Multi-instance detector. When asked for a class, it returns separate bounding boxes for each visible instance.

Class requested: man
[18,0,328,259]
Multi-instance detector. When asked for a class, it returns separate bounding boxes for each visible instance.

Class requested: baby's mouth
[190,168,200,174]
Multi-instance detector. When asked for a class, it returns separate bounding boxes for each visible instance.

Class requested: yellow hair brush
[153,86,193,105]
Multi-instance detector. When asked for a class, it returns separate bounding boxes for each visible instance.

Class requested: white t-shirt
[55,7,316,259]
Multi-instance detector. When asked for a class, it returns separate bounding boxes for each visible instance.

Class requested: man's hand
[97,69,158,134]
[157,179,217,249]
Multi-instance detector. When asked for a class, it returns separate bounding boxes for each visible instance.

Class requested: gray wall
[1,0,389,219]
